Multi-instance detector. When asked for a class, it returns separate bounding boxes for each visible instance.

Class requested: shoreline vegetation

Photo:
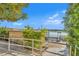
[0,26,48,49]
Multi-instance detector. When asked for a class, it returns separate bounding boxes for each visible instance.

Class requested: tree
[64,3,79,55]
[0,3,29,22]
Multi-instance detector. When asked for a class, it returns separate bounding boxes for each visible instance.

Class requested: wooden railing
[0,37,46,56]
[68,44,79,56]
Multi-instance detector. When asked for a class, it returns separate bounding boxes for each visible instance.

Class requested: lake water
[46,31,68,37]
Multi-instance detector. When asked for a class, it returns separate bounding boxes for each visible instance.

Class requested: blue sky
[0,3,69,29]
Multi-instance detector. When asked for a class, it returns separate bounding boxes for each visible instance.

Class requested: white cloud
[49,13,59,19]
[62,10,66,14]
[13,22,22,26]
[44,12,64,25]
[45,19,63,25]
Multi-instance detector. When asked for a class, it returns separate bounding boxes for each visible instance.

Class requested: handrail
[0,37,45,56]
[0,37,42,42]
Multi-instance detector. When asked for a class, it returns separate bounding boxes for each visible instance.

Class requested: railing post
[40,40,42,56]
[8,38,10,52]
[70,45,72,56]
[32,39,34,55]
[74,45,76,56]
[22,38,24,52]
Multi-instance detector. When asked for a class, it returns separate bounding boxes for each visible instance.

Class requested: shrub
[22,26,47,49]
[0,27,9,39]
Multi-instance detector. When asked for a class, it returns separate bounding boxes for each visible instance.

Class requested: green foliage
[22,26,47,48]
[64,3,79,55]
[23,26,34,39]
[0,27,9,38]
[0,3,29,22]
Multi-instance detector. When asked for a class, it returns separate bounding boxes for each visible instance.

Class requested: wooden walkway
[42,42,68,56]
